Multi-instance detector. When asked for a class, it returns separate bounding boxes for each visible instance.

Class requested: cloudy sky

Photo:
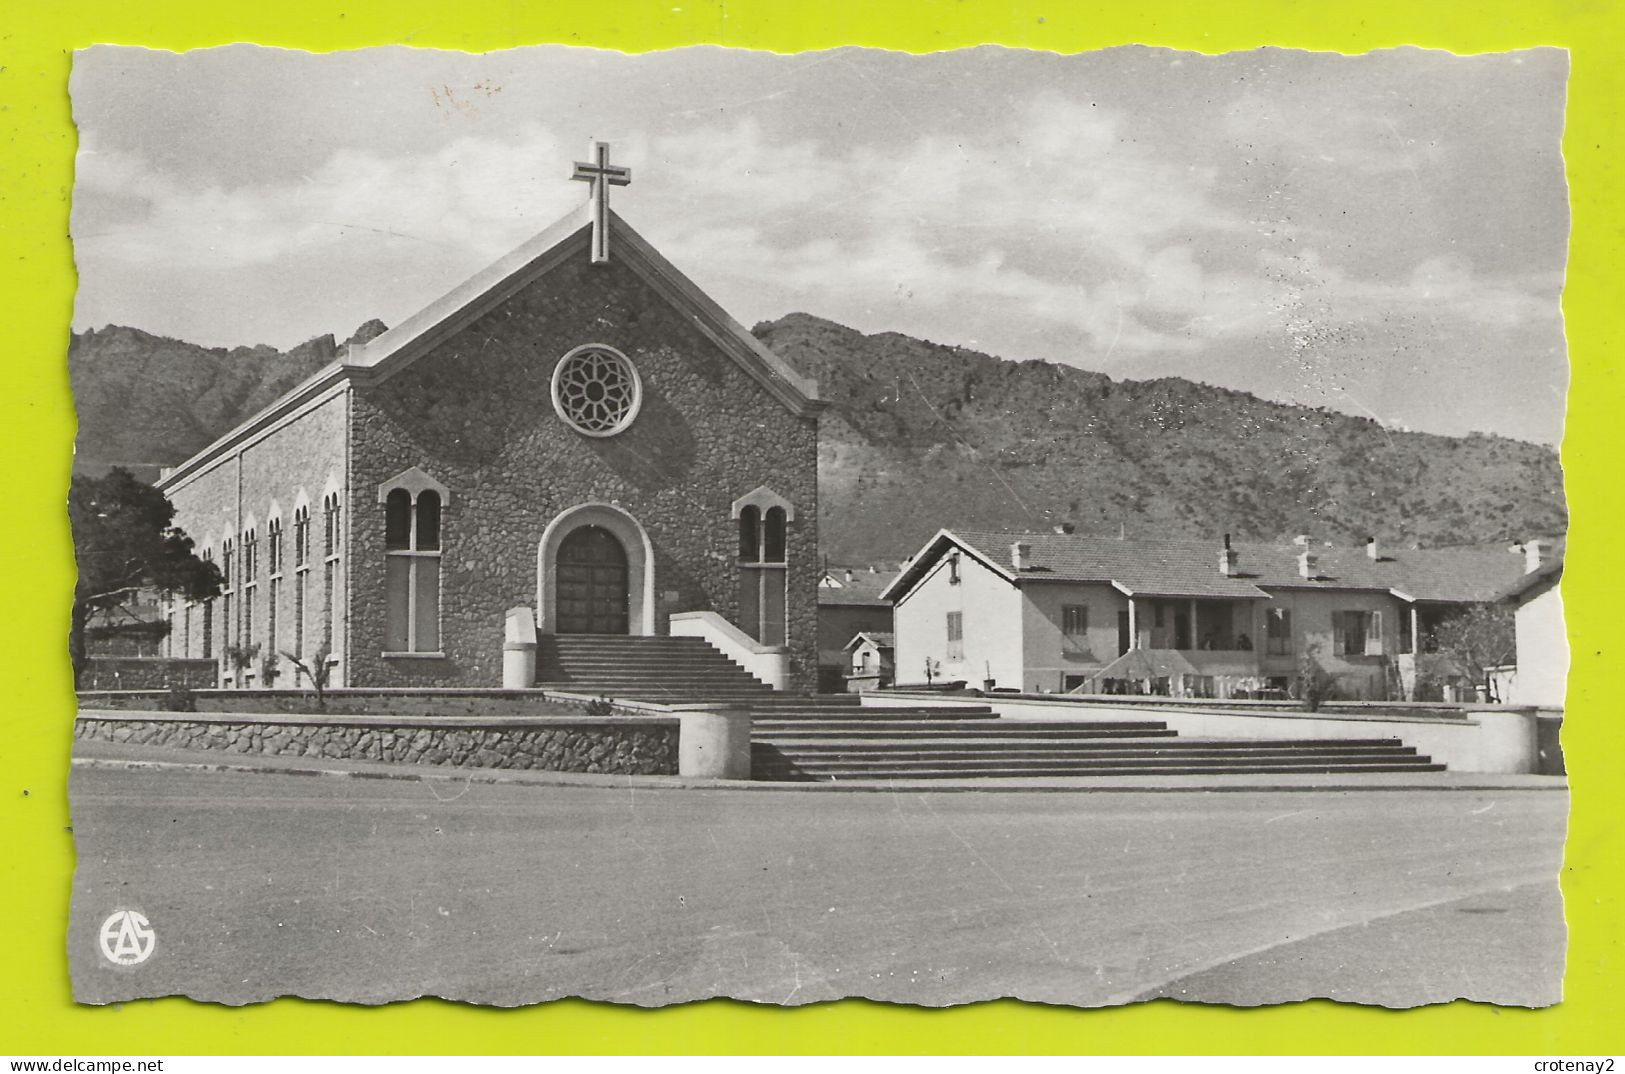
[70,45,1569,444]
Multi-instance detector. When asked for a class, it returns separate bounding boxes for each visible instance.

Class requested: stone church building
[158,153,824,690]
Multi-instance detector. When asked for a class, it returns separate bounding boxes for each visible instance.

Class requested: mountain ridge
[68,313,1565,563]
[752,312,1564,563]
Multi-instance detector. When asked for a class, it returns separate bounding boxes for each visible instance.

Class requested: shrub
[1295,643,1336,713]
[160,682,197,712]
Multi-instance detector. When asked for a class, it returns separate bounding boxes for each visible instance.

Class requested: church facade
[158,166,824,691]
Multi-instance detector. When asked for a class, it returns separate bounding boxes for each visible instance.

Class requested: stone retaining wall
[75,712,678,775]
[80,658,217,691]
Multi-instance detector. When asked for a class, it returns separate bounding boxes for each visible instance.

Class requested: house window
[946,611,964,662]
[732,488,794,647]
[1266,607,1292,656]
[383,487,442,654]
[1062,604,1088,637]
[948,550,961,585]
[1333,610,1384,657]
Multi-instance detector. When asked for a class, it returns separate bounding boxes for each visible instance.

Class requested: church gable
[344,207,822,419]
[348,235,816,476]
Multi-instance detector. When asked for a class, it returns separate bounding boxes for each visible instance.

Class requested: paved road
[67,763,1566,1008]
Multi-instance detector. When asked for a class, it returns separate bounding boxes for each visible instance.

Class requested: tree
[69,468,223,687]
[1431,603,1517,701]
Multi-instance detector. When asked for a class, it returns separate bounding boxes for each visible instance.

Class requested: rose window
[551,345,642,437]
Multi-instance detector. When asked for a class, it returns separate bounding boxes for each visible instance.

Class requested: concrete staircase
[750,718,1444,781]
[536,635,1445,781]
[536,634,778,700]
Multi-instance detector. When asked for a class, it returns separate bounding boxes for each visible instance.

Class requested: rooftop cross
[571,141,632,264]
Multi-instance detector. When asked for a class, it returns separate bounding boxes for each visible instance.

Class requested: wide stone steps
[751,717,1441,781]
[530,635,1444,782]
[751,760,1447,780]
[536,634,776,697]
[747,707,997,721]
[536,676,772,687]
[762,749,1431,765]
[755,719,1159,736]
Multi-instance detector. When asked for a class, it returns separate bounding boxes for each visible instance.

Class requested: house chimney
[1219,533,1238,577]
[844,569,854,583]
[1297,546,1319,579]
[1011,541,1032,571]
[1053,522,1075,535]
[1365,535,1380,560]
[1523,539,1545,573]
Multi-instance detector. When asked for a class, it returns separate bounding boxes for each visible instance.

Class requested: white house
[881,528,1529,699]
[1497,541,1566,708]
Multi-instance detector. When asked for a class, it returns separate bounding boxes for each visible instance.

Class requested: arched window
[738,506,761,564]
[220,536,235,656]
[293,505,311,567]
[763,507,787,564]
[241,526,258,668]
[322,493,341,560]
[291,504,311,679]
[731,487,795,647]
[385,489,412,550]
[198,547,215,661]
[266,516,284,675]
[378,469,448,656]
[267,517,283,575]
[321,492,341,655]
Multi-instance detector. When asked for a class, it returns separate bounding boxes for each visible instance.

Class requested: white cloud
[72,81,1561,414]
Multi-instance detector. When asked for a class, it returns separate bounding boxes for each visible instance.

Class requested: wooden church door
[555,525,630,634]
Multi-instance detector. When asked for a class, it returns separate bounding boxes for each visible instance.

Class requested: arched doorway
[554,525,631,634]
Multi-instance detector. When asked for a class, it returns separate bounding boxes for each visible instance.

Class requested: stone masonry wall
[162,391,349,685]
[346,241,820,689]
[75,715,677,775]
[80,658,217,691]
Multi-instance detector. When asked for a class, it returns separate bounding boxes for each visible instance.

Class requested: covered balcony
[1085,594,1271,699]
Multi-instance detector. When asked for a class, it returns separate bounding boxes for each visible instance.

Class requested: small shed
[843,631,896,692]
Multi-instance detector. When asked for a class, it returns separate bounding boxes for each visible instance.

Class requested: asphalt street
[67,761,1567,1008]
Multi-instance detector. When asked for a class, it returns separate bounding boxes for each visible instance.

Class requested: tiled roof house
[883,527,1531,700]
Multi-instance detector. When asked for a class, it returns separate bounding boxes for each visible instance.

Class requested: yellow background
[2,0,1617,1055]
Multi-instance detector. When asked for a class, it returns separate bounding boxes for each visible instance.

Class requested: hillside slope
[753,313,1566,563]
[69,321,388,477]
[67,314,1565,564]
